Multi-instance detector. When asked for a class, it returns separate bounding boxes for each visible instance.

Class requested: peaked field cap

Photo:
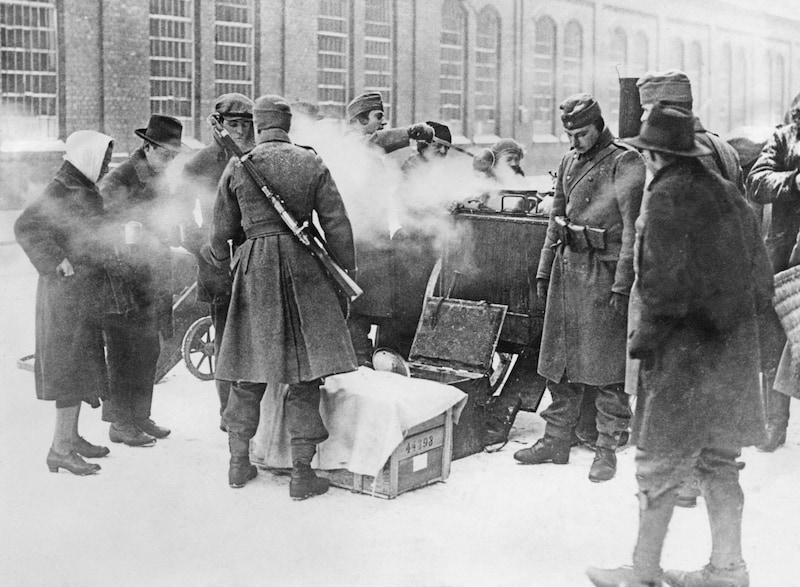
[637,69,693,106]
[560,93,602,129]
[253,94,292,131]
[347,91,384,120]
[214,93,253,119]
[625,103,711,158]
[426,121,452,143]
[134,114,190,153]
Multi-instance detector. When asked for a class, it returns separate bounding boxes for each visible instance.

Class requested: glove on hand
[473,148,496,173]
[407,123,435,142]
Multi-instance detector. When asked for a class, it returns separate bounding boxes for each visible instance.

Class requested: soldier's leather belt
[245,220,294,239]
[554,215,608,252]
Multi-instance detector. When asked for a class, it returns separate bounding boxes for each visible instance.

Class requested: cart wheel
[182,316,215,381]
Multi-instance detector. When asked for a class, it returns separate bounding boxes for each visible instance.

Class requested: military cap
[491,138,524,159]
[347,92,384,121]
[560,93,602,130]
[637,70,693,107]
[253,94,292,132]
[214,93,253,120]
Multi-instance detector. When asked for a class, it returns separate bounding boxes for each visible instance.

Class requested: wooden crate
[325,408,453,499]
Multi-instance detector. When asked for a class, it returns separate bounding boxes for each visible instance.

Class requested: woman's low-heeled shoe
[73,436,110,458]
[47,449,101,475]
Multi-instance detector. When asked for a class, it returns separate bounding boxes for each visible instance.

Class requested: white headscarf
[64,130,114,184]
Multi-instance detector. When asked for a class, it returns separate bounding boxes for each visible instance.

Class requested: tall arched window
[732,47,747,128]
[607,28,628,132]
[440,0,467,136]
[364,0,393,123]
[318,0,350,119]
[631,32,649,78]
[563,21,583,99]
[668,38,685,71]
[686,42,703,110]
[475,7,501,137]
[150,0,195,134]
[532,16,557,137]
[719,43,732,131]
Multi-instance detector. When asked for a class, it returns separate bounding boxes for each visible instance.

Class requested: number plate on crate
[402,427,444,458]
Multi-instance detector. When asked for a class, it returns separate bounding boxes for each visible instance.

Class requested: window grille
[215,0,254,97]
[563,21,583,100]
[532,17,556,137]
[731,47,747,128]
[364,0,392,123]
[475,7,500,137]
[771,54,786,124]
[439,0,466,137]
[318,0,349,120]
[149,0,194,135]
[0,0,58,140]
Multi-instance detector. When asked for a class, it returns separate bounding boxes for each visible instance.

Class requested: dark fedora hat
[625,103,711,158]
[134,114,190,153]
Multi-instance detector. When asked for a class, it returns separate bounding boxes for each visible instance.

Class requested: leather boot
[663,563,749,587]
[228,456,257,488]
[757,389,790,452]
[586,566,660,586]
[589,447,617,482]
[290,461,329,500]
[588,488,675,586]
[513,436,570,464]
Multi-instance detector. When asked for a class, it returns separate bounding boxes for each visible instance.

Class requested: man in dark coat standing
[100,115,189,447]
[210,95,358,499]
[182,93,254,429]
[345,91,433,365]
[513,94,645,482]
[745,104,800,451]
[586,104,772,587]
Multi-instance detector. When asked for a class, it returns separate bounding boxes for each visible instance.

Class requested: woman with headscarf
[15,130,116,476]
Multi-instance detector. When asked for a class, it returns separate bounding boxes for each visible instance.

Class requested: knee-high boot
[586,490,675,586]
[228,436,257,488]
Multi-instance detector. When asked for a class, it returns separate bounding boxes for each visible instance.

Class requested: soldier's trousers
[211,301,231,416]
[541,375,631,449]
[223,379,329,463]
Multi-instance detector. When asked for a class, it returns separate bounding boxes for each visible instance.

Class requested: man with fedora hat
[401,120,451,173]
[99,114,190,446]
[345,91,435,365]
[586,103,772,587]
[513,93,644,483]
[181,93,254,429]
[209,94,357,498]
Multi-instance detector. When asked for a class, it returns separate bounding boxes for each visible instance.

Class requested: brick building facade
[2,0,800,207]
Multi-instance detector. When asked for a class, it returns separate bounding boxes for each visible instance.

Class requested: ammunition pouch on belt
[554,216,607,252]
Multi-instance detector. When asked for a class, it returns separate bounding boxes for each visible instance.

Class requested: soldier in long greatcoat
[513,94,645,483]
[210,95,357,499]
[587,103,771,587]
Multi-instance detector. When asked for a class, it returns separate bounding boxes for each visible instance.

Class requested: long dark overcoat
[537,128,645,385]
[14,161,110,407]
[100,147,176,337]
[630,158,772,453]
[747,122,800,273]
[211,128,358,383]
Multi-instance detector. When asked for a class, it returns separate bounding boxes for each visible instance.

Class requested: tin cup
[124,220,143,245]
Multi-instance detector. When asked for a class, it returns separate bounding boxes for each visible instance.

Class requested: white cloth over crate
[250,367,468,477]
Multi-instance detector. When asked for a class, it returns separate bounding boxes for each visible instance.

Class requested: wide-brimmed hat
[426,121,452,144]
[135,114,190,153]
[625,103,711,157]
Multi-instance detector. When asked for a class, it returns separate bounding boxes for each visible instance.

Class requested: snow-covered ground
[1,230,798,586]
